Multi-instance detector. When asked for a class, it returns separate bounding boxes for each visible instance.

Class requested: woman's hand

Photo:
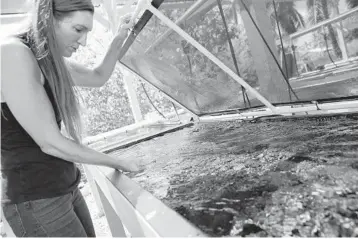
[114,158,143,172]
[116,13,135,40]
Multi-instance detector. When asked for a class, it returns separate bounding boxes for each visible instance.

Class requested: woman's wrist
[114,30,129,44]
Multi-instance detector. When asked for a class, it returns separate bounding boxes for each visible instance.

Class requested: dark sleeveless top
[1,36,81,204]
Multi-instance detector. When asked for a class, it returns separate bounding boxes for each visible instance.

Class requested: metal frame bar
[117,0,165,60]
[285,6,358,41]
[198,100,358,122]
[333,5,349,61]
[90,122,194,154]
[143,1,276,111]
[275,7,358,73]
[145,0,210,53]
[144,0,234,53]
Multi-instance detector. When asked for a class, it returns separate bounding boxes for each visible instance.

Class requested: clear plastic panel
[122,28,249,114]
[170,0,259,108]
[121,0,358,115]
[132,74,183,120]
[121,1,257,115]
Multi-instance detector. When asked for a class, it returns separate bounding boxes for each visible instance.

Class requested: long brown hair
[17,0,94,143]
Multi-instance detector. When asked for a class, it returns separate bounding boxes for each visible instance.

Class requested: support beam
[288,6,358,41]
[145,0,213,53]
[95,182,127,237]
[101,0,144,122]
[199,100,358,122]
[333,5,349,61]
[102,0,118,31]
[236,0,290,102]
[82,166,105,218]
[122,69,143,122]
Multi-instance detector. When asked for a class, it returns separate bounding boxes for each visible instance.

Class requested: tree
[346,0,358,8]
[268,1,305,35]
[306,0,343,58]
[346,0,358,39]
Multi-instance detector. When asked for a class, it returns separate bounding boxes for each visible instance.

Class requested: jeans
[2,187,96,237]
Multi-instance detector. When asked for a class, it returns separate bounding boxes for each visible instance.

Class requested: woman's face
[54,11,94,57]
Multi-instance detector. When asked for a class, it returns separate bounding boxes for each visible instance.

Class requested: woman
[1,0,140,237]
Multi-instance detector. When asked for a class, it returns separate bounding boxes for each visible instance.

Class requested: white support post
[102,0,118,32]
[143,1,276,111]
[83,166,105,218]
[122,69,143,122]
[95,182,127,237]
[333,5,349,61]
[102,0,144,122]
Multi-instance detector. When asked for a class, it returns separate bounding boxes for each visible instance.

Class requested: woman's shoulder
[1,36,43,83]
[1,36,39,69]
[1,36,31,54]
[1,36,37,64]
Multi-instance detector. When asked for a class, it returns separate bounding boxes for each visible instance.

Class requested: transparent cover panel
[120,0,358,115]
[121,11,253,115]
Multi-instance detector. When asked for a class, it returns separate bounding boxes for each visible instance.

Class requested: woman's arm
[67,15,133,88]
[66,34,126,88]
[1,38,138,172]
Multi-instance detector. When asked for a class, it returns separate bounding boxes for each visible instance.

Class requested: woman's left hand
[116,13,135,40]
